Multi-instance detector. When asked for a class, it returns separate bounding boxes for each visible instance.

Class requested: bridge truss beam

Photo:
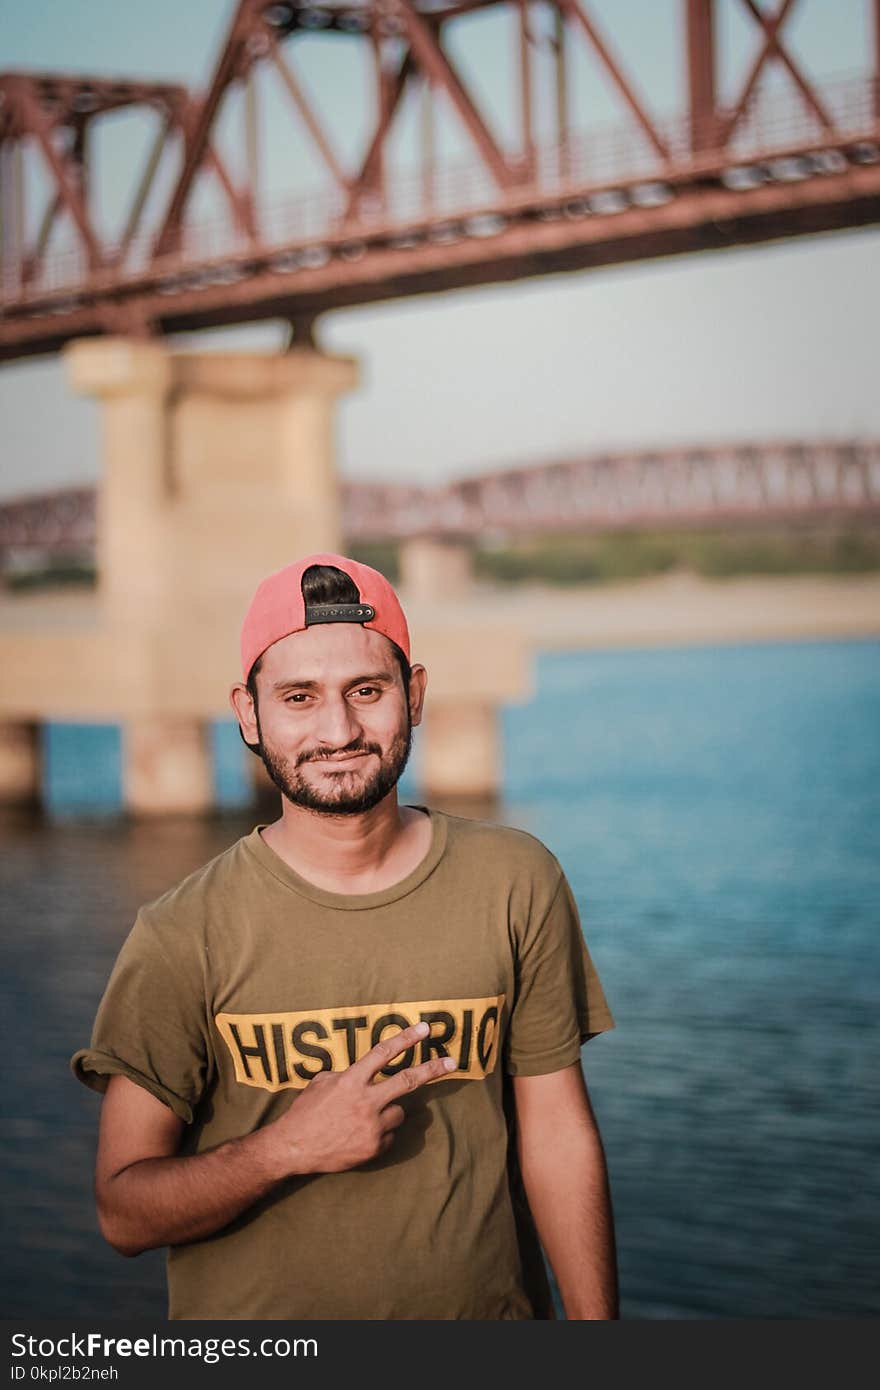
[1,0,878,362]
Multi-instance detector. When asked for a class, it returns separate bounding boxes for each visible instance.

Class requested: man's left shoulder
[437,809,563,886]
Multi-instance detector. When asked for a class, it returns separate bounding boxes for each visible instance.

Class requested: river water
[2,636,878,1318]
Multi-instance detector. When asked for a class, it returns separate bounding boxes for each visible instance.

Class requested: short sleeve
[70,908,210,1123]
[504,869,614,1077]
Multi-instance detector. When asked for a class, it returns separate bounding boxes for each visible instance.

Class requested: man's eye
[285,693,309,703]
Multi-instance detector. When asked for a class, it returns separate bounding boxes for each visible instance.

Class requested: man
[72,551,618,1320]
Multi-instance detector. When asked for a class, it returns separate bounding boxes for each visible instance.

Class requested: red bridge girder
[1,0,879,362]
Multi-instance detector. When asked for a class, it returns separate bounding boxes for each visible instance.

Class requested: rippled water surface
[3,637,878,1318]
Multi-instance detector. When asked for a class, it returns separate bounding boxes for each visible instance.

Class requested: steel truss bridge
[1,0,879,362]
[2,440,877,574]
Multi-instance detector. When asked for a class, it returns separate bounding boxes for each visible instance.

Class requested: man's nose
[313,692,362,749]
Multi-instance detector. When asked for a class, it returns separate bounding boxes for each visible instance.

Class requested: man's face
[234,623,425,817]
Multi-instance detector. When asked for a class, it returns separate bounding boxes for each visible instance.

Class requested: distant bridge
[3,438,877,575]
[345,439,880,539]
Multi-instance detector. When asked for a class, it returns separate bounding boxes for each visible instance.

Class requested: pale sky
[1,0,878,499]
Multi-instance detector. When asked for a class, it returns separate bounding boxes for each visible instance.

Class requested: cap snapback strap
[304,602,376,626]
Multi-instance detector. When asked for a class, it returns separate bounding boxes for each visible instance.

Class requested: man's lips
[310,752,371,767]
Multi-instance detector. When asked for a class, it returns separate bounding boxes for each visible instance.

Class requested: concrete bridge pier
[59,337,356,816]
[400,534,526,802]
[0,721,41,805]
[123,717,214,817]
[400,534,474,601]
[419,701,501,801]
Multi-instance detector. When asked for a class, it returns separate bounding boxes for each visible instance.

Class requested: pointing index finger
[349,1020,431,1082]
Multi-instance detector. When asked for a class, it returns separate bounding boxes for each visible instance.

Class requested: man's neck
[259,796,431,895]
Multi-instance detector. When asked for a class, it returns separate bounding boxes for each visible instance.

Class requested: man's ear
[408,664,428,728]
[229,683,259,745]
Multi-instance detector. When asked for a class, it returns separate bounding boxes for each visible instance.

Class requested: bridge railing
[3,71,877,305]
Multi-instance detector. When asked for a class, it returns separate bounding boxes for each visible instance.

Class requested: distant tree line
[351,525,880,587]
[5,524,879,592]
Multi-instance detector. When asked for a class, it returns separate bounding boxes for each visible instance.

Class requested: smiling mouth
[312,752,370,767]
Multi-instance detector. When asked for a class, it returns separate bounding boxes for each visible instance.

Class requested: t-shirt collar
[241,804,448,911]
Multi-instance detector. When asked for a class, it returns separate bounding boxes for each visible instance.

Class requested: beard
[254,703,415,817]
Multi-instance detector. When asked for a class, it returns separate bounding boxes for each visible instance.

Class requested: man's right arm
[96,1021,453,1256]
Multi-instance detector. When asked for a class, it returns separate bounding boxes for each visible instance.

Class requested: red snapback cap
[240,552,411,681]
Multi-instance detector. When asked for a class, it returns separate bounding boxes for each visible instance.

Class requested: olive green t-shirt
[71,806,614,1320]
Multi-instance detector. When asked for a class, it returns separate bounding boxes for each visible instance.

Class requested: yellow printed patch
[215,995,506,1093]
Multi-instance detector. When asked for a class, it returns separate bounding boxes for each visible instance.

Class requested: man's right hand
[262,1020,457,1176]
[95,1022,455,1256]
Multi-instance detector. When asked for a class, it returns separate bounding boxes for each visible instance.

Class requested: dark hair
[241,563,411,756]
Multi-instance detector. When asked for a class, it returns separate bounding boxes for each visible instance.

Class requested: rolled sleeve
[70,908,210,1124]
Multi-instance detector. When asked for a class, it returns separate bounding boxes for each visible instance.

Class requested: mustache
[302,745,379,764]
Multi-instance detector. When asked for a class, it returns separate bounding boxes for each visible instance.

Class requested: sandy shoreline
[3,571,879,651]
[405,571,880,652]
